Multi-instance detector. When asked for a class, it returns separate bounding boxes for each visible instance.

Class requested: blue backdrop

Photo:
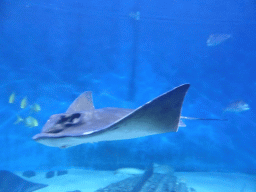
[0,0,255,173]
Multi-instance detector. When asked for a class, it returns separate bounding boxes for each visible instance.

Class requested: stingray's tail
[180,116,228,121]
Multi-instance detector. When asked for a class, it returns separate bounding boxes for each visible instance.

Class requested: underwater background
[0,0,255,175]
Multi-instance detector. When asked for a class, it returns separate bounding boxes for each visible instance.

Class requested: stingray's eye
[68,113,81,123]
[56,113,81,124]
[56,113,82,128]
[57,115,69,124]
[64,113,82,127]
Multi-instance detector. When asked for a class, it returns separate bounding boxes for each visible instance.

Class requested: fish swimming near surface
[207,34,231,46]
[14,116,24,124]
[21,97,28,109]
[14,116,39,127]
[224,100,250,113]
[31,103,41,112]
[33,84,225,148]
[9,92,16,103]
[25,116,39,127]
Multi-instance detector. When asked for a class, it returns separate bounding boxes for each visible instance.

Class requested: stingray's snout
[32,133,48,141]
[32,134,39,141]
[32,133,59,147]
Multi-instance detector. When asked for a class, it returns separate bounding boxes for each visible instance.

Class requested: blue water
[0,0,255,176]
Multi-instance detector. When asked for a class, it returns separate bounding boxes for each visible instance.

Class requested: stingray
[0,170,48,192]
[33,84,224,148]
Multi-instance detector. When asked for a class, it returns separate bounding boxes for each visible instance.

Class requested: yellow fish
[24,116,38,128]
[31,103,41,112]
[9,92,15,103]
[20,97,27,109]
[14,116,24,124]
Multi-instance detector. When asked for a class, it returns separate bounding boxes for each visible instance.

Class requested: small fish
[14,116,24,124]
[207,34,231,46]
[31,103,41,112]
[9,92,15,104]
[24,116,39,128]
[20,97,28,109]
[129,11,140,20]
[14,116,39,127]
[224,100,250,113]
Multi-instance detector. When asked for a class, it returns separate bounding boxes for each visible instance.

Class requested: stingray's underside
[33,84,190,148]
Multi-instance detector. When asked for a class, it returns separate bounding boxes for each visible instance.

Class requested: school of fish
[9,92,40,128]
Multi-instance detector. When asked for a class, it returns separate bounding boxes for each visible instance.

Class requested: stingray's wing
[178,120,187,127]
[0,170,48,192]
[86,84,190,140]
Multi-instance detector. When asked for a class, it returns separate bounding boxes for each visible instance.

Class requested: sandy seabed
[16,169,256,192]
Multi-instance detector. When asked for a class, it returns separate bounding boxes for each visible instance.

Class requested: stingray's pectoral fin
[178,120,187,127]
[105,84,190,139]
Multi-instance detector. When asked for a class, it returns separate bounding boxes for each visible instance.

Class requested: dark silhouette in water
[45,171,55,178]
[0,170,48,192]
[22,170,36,178]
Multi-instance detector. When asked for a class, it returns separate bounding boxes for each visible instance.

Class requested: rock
[57,170,68,176]
[45,171,55,178]
[0,170,48,191]
[66,190,81,192]
[22,170,36,178]
[177,182,189,192]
